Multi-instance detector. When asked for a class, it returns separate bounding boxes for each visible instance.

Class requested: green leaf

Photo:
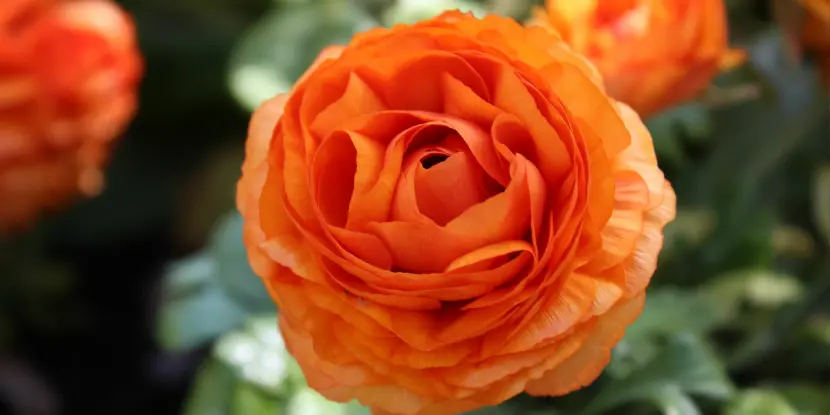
[701,270,804,321]
[609,289,724,378]
[228,0,379,111]
[213,315,291,396]
[645,103,712,165]
[813,165,830,246]
[770,224,816,258]
[287,388,368,415]
[488,0,534,19]
[183,359,238,415]
[776,385,830,415]
[162,254,218,300]
[652,386,702,415]
[381,0,486,26]
[628,289,725,339]
[659,209,717,261]
[157,213,276,351]
[586,335,734,415]
[665,103,714,141]
[727,269,830,371]
[233,382,284,415]
[463,403,553,414]
[649,126,688,166]
[209,213,274,313]
[201,314,372,414]
[726,390,798,415]
[806,315,830,344]
[157,275,250,351]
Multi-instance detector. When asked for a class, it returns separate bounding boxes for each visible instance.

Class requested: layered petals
[237,11,676,415]
[532,0,745,118]
[0,0,142,231]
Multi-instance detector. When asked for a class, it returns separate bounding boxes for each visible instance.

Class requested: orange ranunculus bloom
[800,0,830,82]
[0,0,142,231]
[237,11,676,415]
[531,0,745,118]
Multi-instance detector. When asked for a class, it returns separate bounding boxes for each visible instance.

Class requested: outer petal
[524,293,645,396]
[53,0,137,50]
[579,103,675,296]
[237,95,288,282]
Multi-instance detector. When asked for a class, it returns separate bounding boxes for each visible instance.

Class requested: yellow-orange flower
[238,11,676,415]
[532,0,744,118]
[800,0,830,82]
[0,0,142,232]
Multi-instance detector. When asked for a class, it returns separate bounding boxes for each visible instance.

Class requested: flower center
[398,132,504,227]
[420,153,449,169]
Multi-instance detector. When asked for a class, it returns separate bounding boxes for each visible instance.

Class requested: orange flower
[0,0,142,232]
[237,11,676,415]
[531,0,745,118]
[800,0,830,82]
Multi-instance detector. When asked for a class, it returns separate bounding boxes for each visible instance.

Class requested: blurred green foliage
[1,0,828,413]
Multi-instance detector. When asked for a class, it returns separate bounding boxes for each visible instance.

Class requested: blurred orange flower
[238,11,675,415]
[531,0,745,118]
[0,0,142,232]
[800,0,830,82]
